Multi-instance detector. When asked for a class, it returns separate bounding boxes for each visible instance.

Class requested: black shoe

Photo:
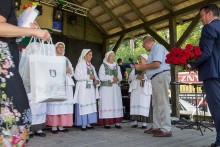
[115,125,122,129]
[81,127,87,131]
[141,126,147,129]
[210,143,220,147]
[35,132,46,137]
[58,128,69,132]
[51,130,59,134]
[86,126,95,129]
[132,124,138,128]
[104,125,111,129]
[29,133,34,138]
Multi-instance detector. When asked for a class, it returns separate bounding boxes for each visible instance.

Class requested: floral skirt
[0,42,31,146]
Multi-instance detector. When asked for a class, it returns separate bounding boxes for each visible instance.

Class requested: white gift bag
[29,54,67,103]
[19,37,56,93]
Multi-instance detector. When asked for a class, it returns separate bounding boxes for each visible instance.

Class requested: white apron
[27,93,46,125]
[98,63,124,119]
[73,60,99,115]
[129,69,152,117]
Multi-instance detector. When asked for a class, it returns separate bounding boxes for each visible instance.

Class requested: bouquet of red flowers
[20,2,42,15]
[165,44,202,67]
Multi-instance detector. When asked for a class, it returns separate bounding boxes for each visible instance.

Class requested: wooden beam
[103,38,109,56]
[169,18,177,48]
[72,0,108,36]
[107,0,220,39]
[87,13,108,36]
[170,64,179,117]
[124,0,146,22]
[124,0,169,49]
[176,13,200,47]
[96,0,125,30]
[169,17,180,118]
[112,34,125,52]
[160,0,174,12]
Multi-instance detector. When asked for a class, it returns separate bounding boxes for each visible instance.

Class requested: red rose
[185,44,193,50]
[194,46,202,56]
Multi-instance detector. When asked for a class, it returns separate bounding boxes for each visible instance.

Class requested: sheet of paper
[17,6,39,28]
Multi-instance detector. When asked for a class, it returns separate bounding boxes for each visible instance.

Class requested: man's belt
[150,69,170,80]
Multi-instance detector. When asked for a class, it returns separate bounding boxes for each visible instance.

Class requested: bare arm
[134,61,160,71]
[0,16,50,40]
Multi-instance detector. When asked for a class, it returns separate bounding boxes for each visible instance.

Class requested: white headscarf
[139,54,148,61]
[103,51,116,67]
[55,42,65,55]
[78,49,91,62]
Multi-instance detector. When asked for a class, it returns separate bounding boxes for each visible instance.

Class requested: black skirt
[0,42,31,129]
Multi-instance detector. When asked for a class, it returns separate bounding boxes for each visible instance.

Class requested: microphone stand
[172,82,213,135]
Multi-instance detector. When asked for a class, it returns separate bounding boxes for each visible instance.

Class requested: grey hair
[143,36,155,43]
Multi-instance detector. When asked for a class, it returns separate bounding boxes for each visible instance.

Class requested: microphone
[129,58,142,75]
[128,58,135,67]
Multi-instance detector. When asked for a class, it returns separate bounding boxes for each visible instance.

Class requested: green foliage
[115,37,147,63]
[177,22,202,48]
[112,21,202,72]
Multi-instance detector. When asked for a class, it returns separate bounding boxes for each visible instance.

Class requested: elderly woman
[73,49,99,131]
[98,51,123,129]
[46,42,75,134]
[128,54,152,129]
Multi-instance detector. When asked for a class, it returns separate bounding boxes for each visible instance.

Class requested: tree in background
[111,21,202,72]
[113,37,146,64]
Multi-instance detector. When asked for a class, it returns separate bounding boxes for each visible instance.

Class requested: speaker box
[68,14,77,25]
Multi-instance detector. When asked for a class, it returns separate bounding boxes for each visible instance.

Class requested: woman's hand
[33,29,51,41]
[113,76,119,83]
[94,80,100,85]
[90,74,95,79]
[30,22,50,41]
[66,67,72,75]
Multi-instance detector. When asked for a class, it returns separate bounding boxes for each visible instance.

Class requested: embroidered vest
[101,63,118,87]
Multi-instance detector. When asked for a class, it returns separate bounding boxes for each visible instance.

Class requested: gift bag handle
[47,38,56,56]
[38,38,56,56]
[38,39,45,55]
[28,36,41,45]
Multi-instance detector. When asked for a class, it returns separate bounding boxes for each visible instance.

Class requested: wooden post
[169,17,180,118]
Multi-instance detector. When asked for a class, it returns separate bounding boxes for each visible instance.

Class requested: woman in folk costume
[129,54,152,129]
[46,42,75,134]
[74,49,100,131]
[27,95,47,137]
[98,51,124,129]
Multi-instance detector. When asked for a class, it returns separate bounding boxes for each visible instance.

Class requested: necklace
[86,62,92,69]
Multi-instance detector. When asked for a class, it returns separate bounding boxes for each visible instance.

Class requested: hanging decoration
[58,0,65,4]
